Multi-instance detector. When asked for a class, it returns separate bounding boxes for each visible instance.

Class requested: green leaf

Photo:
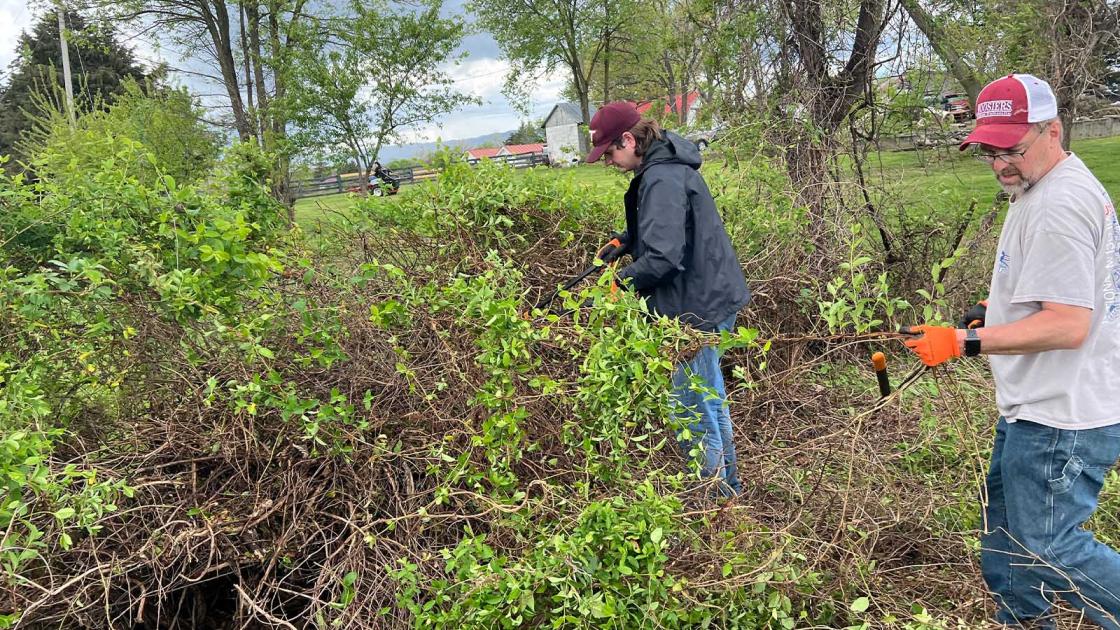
[342,571,358,586]
[850,596,870,613]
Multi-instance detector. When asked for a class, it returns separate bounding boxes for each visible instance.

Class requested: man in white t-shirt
[902,74,1120,628]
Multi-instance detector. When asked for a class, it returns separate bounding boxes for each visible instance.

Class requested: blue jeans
[982,417,1120,628]
[671,313,740,497]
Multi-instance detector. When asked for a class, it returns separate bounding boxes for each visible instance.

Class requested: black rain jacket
[615,131,750,331]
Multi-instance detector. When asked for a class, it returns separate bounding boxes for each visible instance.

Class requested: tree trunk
[602,34,610,104]
[199,0,252,141]
[570,54,591,124]
[661,52,676,124]
[898,0,983,105]
[1039,0,1120,151]
[267,0,293,218]
[561,13,591,125]
[784,138,832,235]
[780,0,887,246]
[578,84,591,126]
[1058,101,1075,151]
[239,2,254,115]
[247,0,267,144]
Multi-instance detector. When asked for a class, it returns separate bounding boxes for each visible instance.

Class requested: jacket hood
[638,130,702,174]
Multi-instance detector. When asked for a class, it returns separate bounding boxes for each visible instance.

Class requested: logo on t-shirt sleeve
[1105,203,1120,322]
[997,250,1011,274]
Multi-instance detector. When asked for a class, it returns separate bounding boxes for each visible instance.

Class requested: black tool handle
[875,370,891,397]
[535,241,626,311]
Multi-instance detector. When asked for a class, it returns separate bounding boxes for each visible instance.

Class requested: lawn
[291,163,627,233]
[292,136,1120,238]
[293,190,364,232]
[866,134,1120,204]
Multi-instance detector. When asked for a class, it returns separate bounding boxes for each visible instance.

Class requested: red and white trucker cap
[959,74,1058,150]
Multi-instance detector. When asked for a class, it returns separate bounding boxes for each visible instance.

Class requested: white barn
[542,102,597,166]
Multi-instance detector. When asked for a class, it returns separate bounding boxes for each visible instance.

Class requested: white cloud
[0,4,175,85]
[0,1,36,71]
[0,2,576,148]
[533,67,568,103]
[399,62,570,143]
[445,56,511,99]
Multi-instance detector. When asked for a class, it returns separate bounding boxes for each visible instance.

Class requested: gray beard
[999,176,1032,199]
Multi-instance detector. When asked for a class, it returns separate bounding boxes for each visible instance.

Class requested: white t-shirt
[986,153,1120,430]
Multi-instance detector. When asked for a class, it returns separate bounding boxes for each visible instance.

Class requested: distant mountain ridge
[378,130,514,163]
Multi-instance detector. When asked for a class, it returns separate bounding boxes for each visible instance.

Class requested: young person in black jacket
[586,101,750,496]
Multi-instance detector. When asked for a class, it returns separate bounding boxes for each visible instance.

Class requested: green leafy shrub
[394,481,810,629]
[349,156,618,256]
[27,79,220,188]
[3,134,287,318]
[2,113,979,629]
[0,119,291,604]
[705,148,809,265]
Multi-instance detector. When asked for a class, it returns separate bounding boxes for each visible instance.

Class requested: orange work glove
[902,325,961,367]
[597,237,624,262]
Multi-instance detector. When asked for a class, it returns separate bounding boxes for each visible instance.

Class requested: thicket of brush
[4,109,1113,629]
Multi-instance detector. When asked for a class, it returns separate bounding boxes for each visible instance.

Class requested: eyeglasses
[973,125,1047,164]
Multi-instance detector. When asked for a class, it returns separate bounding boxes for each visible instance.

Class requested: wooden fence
[291,151,550,200]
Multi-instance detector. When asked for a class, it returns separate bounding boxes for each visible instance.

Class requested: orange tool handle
[872,351,891,397]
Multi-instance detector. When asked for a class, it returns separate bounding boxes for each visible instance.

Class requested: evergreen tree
[505,119,545,145]
[0,10,149,164]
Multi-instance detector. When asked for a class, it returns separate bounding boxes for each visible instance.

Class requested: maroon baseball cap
[959,74,1058,150]
[585,101,642,163]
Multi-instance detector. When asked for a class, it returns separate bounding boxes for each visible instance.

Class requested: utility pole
[57,4,76,127]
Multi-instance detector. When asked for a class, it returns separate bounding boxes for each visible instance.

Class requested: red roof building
[633,91,702,121]
[464,147,502,160]
[497,143,546,156]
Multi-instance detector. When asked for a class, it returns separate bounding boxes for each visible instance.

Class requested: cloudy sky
[0,0,570,145]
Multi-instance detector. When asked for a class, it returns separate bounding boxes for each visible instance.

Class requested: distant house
[463,147,501,163]
[542,102,597,167]
[463,144,548,166]
[497,143,546,157]
[635,91,703,126]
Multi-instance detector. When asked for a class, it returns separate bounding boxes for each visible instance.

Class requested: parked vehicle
[921,93,952,122]
[942,93,973,122]
[686,123,727,150]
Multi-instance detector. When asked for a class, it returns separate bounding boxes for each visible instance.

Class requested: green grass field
[292,163,627,235]
[867,134,1120,203]
[293,136,1120,235]
[293,190,366,232]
